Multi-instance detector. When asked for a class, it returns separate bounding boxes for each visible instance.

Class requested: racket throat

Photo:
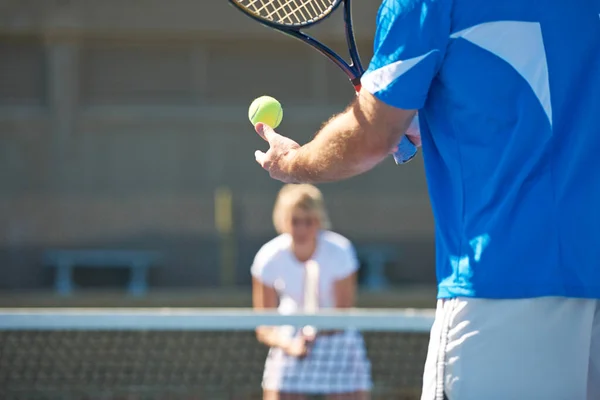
[303,260,320,312]
[303,260,320,336]
[351,77,362,92]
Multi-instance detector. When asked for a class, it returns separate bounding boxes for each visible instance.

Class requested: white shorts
[422,297,600,400]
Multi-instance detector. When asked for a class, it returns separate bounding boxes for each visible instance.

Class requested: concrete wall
[0,0,436,290]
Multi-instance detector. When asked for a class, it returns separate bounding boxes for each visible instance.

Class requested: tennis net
[0,308,434,400]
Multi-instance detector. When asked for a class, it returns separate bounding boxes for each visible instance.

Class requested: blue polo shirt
[361,0,600,299]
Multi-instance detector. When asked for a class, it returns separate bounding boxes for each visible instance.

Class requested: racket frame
[228,0,364,90]
[302,260,320,338]
[303,260,320,313]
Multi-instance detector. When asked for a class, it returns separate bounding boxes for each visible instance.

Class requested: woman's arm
[313,271,359,337]
[253,277,303,352]
[334,272,358,309]
[252,277,310,357]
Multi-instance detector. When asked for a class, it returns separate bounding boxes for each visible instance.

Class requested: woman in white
[252,184,372,400]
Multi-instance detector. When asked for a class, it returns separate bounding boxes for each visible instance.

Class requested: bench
[356,245,398,290]
[44,249,163,296]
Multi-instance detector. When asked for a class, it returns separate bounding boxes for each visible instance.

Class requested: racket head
[229,0,343,29]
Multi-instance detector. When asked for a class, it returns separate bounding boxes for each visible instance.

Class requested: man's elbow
[351,104,404,159]
[356,127,398,164]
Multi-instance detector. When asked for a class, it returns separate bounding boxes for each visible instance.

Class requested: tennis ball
[248,95,283,129]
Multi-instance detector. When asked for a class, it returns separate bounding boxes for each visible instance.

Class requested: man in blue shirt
[252,0,600,398]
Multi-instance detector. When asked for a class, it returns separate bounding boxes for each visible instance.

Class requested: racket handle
[393,135,418,165]
[302,325,317,339]
[353,83,361,93]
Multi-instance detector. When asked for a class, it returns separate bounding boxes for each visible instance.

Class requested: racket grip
[393,135,418,165]
[353,83,362,93]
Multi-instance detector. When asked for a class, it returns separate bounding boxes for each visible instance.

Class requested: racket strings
[235,0,337,26]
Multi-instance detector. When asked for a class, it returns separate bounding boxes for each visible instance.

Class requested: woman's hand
[283,333,316,358]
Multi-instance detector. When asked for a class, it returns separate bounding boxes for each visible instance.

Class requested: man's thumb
[255,122,275,142]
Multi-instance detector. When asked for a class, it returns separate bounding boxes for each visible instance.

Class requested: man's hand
[390,115,422,154]
[254,122,301,183]
[253,90,417,184]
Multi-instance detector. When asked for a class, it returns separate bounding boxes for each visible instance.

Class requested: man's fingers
[406,115,422,147]
[406,135,422,147]
[255,122,277,142]
[255,150,267,167]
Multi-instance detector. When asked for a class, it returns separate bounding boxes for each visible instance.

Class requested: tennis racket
[302,259,319,339]
[228,0,419,165]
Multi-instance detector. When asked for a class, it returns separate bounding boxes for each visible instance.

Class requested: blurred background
[0,1,439,399]
[0,0,436,307]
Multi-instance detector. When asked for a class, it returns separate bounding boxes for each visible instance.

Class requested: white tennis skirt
[262,328,373,394]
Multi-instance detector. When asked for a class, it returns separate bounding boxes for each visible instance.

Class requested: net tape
[0,308,434,331]
[234,0,338,26]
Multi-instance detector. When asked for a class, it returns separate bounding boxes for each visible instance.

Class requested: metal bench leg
[129,265,148,296]
[56,262,73,296]
[363,253,390,291]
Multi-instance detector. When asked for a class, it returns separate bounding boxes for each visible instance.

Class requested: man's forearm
[285,92,415,183]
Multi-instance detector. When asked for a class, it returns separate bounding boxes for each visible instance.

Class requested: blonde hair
[272,184,331,234]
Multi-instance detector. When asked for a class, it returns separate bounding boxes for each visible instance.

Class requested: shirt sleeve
[333,242,360,281]
[250,244,279,287]
[361,0,452,110]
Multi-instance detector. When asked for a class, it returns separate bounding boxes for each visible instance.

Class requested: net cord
[0,308,435,332]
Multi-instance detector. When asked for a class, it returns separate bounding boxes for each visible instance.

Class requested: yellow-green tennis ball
[248,96,283,129]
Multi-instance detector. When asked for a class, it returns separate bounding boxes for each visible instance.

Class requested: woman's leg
[325,391,371,400]
[263,390,308,400]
